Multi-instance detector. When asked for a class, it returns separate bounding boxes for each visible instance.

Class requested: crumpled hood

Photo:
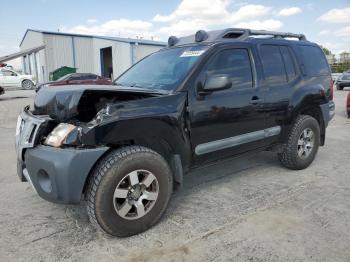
[33,85,168,122]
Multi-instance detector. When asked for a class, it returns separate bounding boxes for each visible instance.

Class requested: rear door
[188,45,267,163]
[258,44,300,144]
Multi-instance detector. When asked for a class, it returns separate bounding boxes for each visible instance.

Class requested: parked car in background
[36,73,112,92]
[0,68,36,90]
[332,73,342,82]
[335,71,350,90]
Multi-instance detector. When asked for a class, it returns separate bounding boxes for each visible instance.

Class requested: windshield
[115,45,209,91]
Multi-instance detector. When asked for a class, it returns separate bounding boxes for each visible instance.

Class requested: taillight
[329,79,334,100]
[347,92,350,108]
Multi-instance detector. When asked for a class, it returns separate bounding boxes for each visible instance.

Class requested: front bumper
[18,145,108,204]
[15,107,109,204]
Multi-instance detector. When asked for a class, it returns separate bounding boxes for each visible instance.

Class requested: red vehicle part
[347,92,350,118]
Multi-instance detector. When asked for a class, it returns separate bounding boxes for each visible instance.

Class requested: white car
[0,68,36,90]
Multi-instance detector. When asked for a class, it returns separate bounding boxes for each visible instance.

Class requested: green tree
[322,47,331,55]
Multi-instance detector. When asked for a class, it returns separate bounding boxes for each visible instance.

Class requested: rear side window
[260,45,287,85]
[299,45,329,76]
[204,48,253,89]
[280,46,297,81]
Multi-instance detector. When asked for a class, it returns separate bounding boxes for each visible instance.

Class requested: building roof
[0,45,45,63]
[20,29,166,47]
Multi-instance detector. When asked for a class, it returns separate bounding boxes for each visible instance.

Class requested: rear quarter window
[299,45,329,76]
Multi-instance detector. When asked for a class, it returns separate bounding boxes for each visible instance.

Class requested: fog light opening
[37,169,52,193]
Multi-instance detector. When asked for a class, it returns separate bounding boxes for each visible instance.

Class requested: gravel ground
[0,88,349,262]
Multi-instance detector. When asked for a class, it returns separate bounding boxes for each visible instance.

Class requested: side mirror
[202,75,232,93]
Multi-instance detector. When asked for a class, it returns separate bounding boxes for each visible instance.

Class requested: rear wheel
[278,115,320,170]
[86,146,173,237]
[22,80,34,90]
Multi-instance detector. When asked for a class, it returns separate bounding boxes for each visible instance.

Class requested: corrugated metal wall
[133,44,162,62]
[73,37,94,73]
[44,34,74,75]
[20,31,46,81]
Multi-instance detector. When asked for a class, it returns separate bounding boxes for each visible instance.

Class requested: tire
[337,85,344,90]
[86,146,173,237]
[22,79,34,90]
[278,115,320,170]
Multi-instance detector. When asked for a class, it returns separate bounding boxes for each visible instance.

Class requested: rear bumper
[320,101,335,128]
[18,145,108,204]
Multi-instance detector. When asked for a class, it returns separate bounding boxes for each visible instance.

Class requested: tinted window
[204,49,253,89]
[69,74,83,81]
[280,46,296,81]
[299,45,329,76]
[80,74,97,80]
[260,45,286,85]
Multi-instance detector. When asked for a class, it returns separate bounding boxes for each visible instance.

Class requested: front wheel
[86,146,173,237]
[278,115,320,170]
[22,79,34,90]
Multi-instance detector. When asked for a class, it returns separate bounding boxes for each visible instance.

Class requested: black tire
[86,146,173,237]
[22,79,34,90]
[336,85,341,90]
[278,115,320,170]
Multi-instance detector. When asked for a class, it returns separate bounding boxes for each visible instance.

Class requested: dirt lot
[0,89,350,262]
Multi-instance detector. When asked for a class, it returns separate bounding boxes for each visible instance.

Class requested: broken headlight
[44,123,77,147]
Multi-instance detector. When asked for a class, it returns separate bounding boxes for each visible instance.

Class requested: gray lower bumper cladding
[20,145,109,204]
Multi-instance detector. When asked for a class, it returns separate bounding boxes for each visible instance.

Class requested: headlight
[44,123,76,147]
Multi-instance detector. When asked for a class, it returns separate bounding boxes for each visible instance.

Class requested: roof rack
[220,28,306,41]
[248,29,306,41]
[168,28,307,46]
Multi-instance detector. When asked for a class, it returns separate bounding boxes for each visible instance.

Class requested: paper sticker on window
[180,50,206,57]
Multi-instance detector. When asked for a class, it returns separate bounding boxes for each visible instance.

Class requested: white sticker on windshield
[180,50,206,57]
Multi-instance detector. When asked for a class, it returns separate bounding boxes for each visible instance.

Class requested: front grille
[15,108,51,160]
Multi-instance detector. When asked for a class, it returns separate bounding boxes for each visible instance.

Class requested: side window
[260,45,287,85]
[83,74,98,80]
[204,48,253,89]
[69,74,82,81]
[2,70,16,76]
[299,45,329,76]
[280,46,297,81]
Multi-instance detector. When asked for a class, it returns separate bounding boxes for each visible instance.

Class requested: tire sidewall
[291,117,320,169]
[93,150,173,236]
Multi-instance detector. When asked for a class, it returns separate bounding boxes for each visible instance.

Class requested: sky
[1,0,350,68]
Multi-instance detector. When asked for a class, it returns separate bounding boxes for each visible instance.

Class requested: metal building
[19,29,166,83]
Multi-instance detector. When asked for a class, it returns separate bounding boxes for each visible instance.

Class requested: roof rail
[248,29,306,41]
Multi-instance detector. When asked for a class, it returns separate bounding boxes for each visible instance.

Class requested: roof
[0,45,45,63]
[168,28,307,47]
[20,29,167,47]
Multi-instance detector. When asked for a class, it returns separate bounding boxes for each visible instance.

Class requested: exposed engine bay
[33,85,161,124]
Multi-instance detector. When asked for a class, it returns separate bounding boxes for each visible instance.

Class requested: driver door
[188,46,267,163]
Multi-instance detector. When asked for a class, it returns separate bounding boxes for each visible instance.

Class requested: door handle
[250,96,263,105]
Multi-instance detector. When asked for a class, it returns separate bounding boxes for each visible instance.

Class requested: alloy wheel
[113,169,159,220]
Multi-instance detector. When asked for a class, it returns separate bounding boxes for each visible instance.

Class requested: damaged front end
[30,85,164,148]
[15,85,168,203]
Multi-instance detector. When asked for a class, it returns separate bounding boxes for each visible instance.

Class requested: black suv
[15,28,335,237]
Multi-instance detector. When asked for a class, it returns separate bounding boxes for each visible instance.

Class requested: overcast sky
[1,0,350,68]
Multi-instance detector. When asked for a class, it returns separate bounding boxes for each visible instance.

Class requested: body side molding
[195,126,281,155]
